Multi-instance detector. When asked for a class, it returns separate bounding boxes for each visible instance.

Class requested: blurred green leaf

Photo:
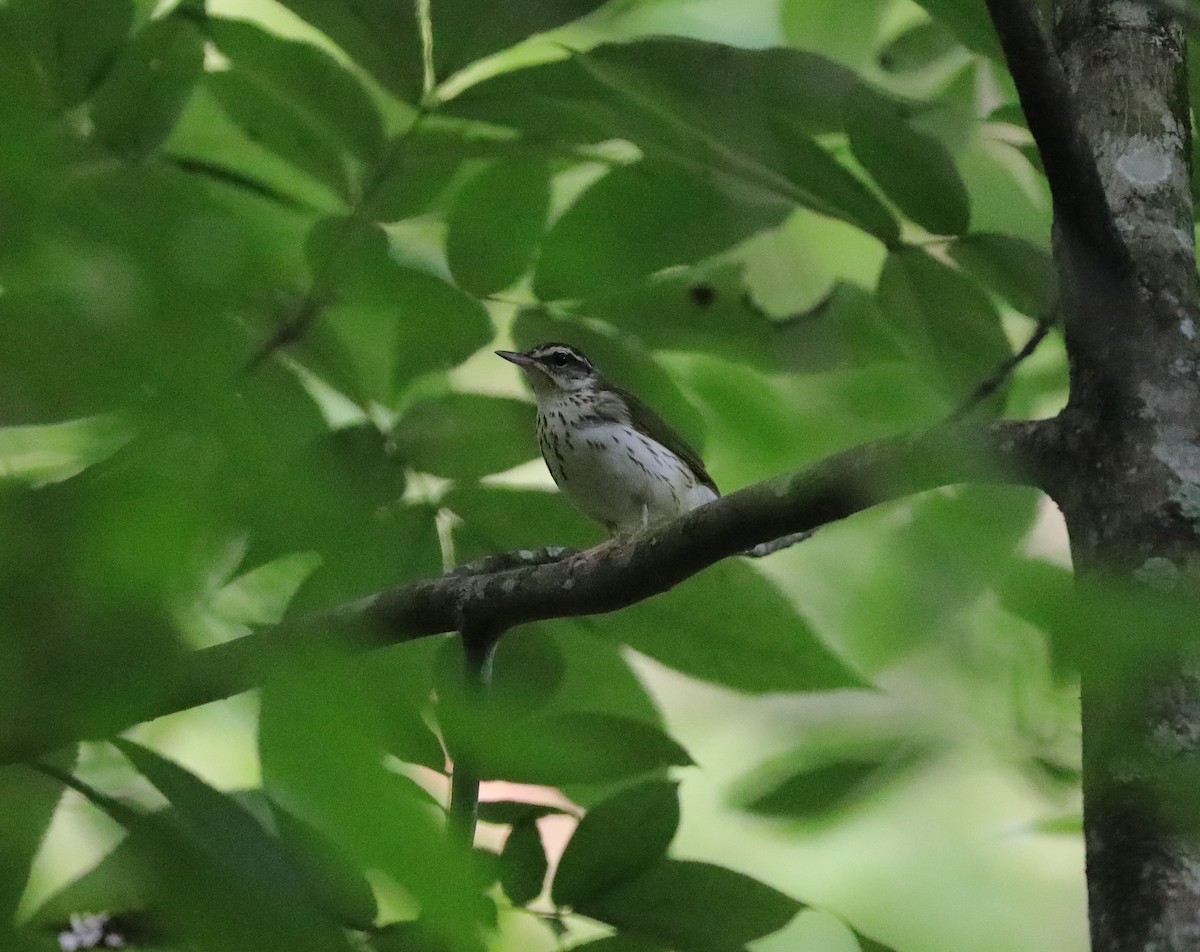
[113,740,356,926]
[392,394,538,481]
[0,751,73,921]
[876,247,1009,399]
[552,781,679,907]
[877,20,961,73]
[302,217,492,404]
[208,551,323,628]
[576,859,802,952]
[207,69,353,201]
[207,18,384,165]
[447,158,551,296]
[732,743,926,818]
[429,0,609,81]
[499,821,548,906]
[4,0,134,108]
[769,120,900,245]
[476,800,571,825]
[614,560,865,694]
[565,937,666,952]
[271,805,379,931]
[437,628,567,721]
[445,485,594,559]
[846,88,970,236]
[947,232,1057,317]
[911,0,1002,59]
[38,756,357,952]
[90,13,204,160]
[259,656,486,951]
[535,158,786,300]
[273,0,423,100]
[853,928,903,952]
[453,712,692,787]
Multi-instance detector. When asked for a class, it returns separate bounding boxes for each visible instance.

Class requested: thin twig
[946,312,1056,422]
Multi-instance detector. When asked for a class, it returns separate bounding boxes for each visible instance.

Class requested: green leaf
[444,485,594,560]
[732,744,926,818]
[301,217,492,404]
[535,158,787,300]
[208,551,323,627]
[112,741,330,906]
[877,19,961,74]
[499,821,548,906]
[447,158,551,296]
[48,750,357,951]
[448,41,876,239]
[846,88,970,236]
[615,560,865,693]
[271,805,379,931]
[576,860,802,952]
[429,0,609,81]
[875,247,1009,400]
[206,18,384,164]
[206,70,353,202]
[90,13,204,160]
[436,627,567,721]
[0,751,74,921]
[910,0,1002,59]
[462,713,692,787]
[259,657,485,950]
[4,0,134,108]
[273,0,423,100]
[946,232,1057,317]
[392,394,537,481]
[552,781,680,907]
[477,800,571,825]
[564,938,666,952]
[769,120,900,245]
[853,928,903,952]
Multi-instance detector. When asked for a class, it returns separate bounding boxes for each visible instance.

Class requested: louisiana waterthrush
[496,342,719,534]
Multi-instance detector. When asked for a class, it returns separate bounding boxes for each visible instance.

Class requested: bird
[496,342,718,535]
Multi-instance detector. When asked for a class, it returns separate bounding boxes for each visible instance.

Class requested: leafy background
[0,0,1086,950]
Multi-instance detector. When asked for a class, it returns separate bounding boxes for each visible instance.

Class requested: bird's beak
[496,349,535,368]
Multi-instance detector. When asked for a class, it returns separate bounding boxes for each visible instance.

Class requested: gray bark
[1052,2,1200,949]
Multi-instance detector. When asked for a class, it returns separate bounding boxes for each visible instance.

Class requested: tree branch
[982,0,1135,288]
[1,418,1064,765]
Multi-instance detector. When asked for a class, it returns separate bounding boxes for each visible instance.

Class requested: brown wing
[608,386,719,495]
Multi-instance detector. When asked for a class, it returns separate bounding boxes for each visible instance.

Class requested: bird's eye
[551,353,571,367]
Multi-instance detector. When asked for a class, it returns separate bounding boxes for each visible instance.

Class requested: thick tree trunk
[1051,2,1200,949]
